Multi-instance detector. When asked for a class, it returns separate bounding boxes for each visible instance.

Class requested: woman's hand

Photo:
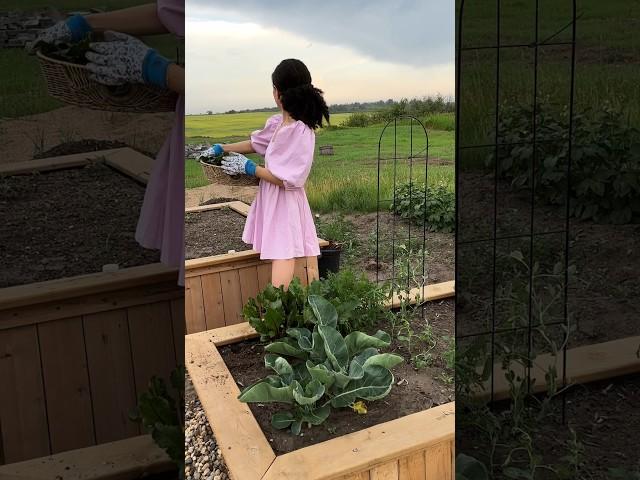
[85,31,172,88]
[199,144,224,159]
[222,153,256,176]
[26,15,92,53]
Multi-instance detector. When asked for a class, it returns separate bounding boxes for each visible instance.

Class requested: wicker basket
[36,50,178,113]
[200,160,259,186]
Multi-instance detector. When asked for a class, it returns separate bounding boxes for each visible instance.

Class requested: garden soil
[0,162,159,288]
[218,299,454,454]
[185,207,250,259]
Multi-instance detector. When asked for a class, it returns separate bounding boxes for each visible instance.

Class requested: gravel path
[185,376,230,480]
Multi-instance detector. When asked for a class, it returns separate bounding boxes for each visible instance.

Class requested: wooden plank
[170,297,185,365]
[208,322,259,346]
[0,435,172,480]
[399,450,427,480]
[0,281,183,331]
[239,266,260,306]
[294,259,308,286]
[257,263,272,290]
[370,461,399,480]
[128,302,178,395]
[103,148,154,184]
[0,326,50,463]
[229,201,251,216]
[83,310,139,443]
[386,281,455,309]
[334,472,370,480]
[185,334,275,480]
[185,202,244,214]
[220,270,244,326]
[38,317,95,453]
[201,273,225,330]
[0,263,179,312]
[185,276,207,334]
[263,403,455,480]
[0,150,124,176]
[185,249,261,271]
[186,257,266,279]
[484,334,640,401]
[306,256,320,284]
[425,442,452,480]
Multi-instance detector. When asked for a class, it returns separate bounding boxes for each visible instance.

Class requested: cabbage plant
[238,295,403,435]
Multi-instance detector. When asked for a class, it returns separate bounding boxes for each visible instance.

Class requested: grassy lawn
[0,0,181,118]
[185,113,455,213]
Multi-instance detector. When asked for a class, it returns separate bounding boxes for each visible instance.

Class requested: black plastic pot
[318,245,342,279]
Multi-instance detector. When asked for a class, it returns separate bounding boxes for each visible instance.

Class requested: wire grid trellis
[455,0,577,413]
[376,115,430,316]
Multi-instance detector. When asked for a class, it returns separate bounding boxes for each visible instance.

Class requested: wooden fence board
[38,318,95,453]
[370,461,399,480]
[170,298,185,365]
[185,276,206,334]
[399,450,427,480]
[201,273,225,330]
[257,264,271,290]
[83,310,139,442]
[238,266,259,307]
[425,442,452,480]
[0,326,50,463]
[220,270,243,325]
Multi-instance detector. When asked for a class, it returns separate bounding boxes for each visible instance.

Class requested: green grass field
[0,0,181,118]
[185,112,455,213]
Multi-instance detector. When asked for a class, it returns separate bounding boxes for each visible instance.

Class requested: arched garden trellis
[376,115,430,314]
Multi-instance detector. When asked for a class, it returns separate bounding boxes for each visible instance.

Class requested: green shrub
[238,296,402,435]
[308,269,387,333]
[390,182,455,232]
[495,102,640,224]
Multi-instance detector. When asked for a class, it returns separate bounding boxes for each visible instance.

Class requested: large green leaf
[344,330,391,356]
[318,325,349,371]
[238,380,294,404]
[287,327,313,350]
[292,379,325,405]
[329,365,394,408]
[306,360,335,389]
[309,330,326,363]
[265,338,308,359]
[301,404,331,426]
[363,353,404,370]
[264,355,294,385]
[271,412,294,430]
[308,295,338,328]
[455,454,488,480]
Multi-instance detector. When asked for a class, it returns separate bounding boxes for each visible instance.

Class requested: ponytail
[272,59,330,130]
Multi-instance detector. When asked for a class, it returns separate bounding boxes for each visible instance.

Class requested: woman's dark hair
[272,58,330,130]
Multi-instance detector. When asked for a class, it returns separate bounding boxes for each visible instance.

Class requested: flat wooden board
[262,403,455,480]
[0,148,130,176]
[484,335,640,401]
[0,263,179,313]
[103,148,154,184]
[386,281,455,309]
[0,435,172,480]
[185,333,275,480]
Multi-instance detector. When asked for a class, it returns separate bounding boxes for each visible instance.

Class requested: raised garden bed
[186,288,457,480]
[0,149,182,471]
[184,202,329,334]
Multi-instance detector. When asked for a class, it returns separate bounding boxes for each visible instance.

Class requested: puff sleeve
[267,121,315,190]
[250,114,281,156]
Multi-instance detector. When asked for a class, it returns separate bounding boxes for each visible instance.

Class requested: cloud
[186,0,453,68]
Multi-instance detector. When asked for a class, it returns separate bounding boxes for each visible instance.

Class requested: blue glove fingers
[245,160,257,176]
[66,15,93,42]
[142,49,172,89]
[213,144,224,156]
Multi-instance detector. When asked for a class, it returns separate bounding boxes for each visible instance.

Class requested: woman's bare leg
[271,259,296,289]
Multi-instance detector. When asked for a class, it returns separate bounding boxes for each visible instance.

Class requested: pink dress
[243,114,321,260]
[135,0,185,285]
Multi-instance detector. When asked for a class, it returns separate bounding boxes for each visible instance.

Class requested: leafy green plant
[38,33,94,65]
[307,269,387,333]
[495,101,640,224]
[130,366,185,479]
[243,278,307,340]
[390,182,455,232]
[456,453,489,480]
[238,296,403,435]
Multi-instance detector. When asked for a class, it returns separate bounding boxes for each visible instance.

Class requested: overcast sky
[185,1,454,114]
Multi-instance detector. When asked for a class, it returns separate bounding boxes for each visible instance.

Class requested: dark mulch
[218,299,454,455]
[185,207,249,260]
[0,162,160,288]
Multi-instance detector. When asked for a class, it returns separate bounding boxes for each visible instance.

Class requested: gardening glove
[199,144,224,159]
[26,14,92,53]
[221,153,257,176]
[85,31,172,88]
